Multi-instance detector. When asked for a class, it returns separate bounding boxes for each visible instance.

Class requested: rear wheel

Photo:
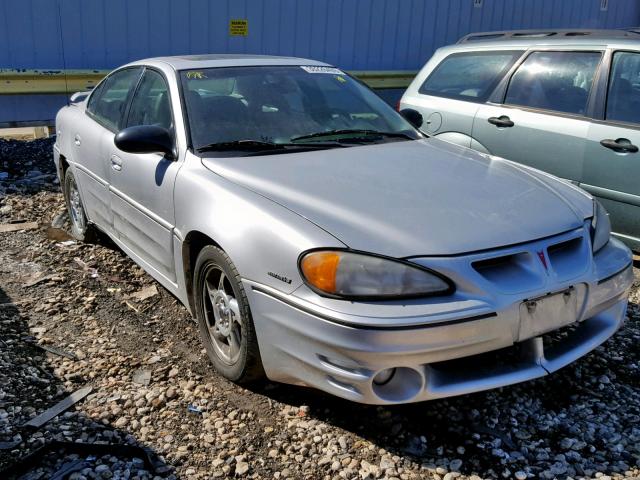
[63,169,96,242]
[194,245,264,383]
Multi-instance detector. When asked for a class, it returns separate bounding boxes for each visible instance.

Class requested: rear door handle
[600,138,638,153]
[74,134,81,146]
[488,116,514,128]
[110,155,123,172]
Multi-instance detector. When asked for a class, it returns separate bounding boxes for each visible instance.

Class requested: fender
[173,153,345,312]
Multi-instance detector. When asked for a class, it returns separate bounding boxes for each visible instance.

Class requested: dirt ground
[0,138,639,479]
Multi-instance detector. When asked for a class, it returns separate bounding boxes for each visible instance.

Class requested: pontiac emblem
[537,250,548,271]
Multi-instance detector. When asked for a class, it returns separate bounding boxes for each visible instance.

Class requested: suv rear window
[419,51,522,102]
[504,50,602,115]
[606,51,640,124]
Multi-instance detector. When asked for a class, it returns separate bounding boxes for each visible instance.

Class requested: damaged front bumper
[245,230,633,404]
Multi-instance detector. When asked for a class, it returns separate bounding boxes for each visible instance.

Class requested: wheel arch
[58,153,70,181]
[181,230,224,316]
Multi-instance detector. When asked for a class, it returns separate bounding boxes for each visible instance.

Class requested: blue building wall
[1,0,640,124]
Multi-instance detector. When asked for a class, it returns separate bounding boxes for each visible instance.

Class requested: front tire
[63,169,96,242]
[194,245,264,384]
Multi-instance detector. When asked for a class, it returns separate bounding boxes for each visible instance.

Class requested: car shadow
[245,300,640,477]
[0,284,174,479]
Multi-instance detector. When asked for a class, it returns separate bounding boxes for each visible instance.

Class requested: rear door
[472,49,603,182]
[401,50,523,145]
[583,50,640,249]
[77,67,143,231]
[107,67,181,283]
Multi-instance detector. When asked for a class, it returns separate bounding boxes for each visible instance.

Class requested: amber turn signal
[300,251,341,294]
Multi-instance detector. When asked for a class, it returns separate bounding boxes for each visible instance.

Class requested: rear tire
[63,169,96,242]
[194,245,265,384]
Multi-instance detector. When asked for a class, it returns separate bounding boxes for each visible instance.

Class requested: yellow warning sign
[229,19,248,36]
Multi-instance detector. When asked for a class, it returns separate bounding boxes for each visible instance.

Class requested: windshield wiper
[196,140,285,152]
[196,139,343,153]
[290,129,416,143]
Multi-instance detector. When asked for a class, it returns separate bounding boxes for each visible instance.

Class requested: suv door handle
[74,134,81,146]
[600,138,639,153]
[110,155,123,172]
[488,116,514,128]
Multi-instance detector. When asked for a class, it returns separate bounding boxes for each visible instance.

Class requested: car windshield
[180,65,420,155]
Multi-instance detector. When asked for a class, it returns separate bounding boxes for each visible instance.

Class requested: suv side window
[126,69,173,131]
[419,51,522,102]
[88,67,143,131]
[605,51,640,124]
[504,51,601,115]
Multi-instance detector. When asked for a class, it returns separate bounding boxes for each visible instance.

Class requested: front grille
[428,341,528,374]
[546,236,587,280]
[472,251,544,293]
[541,320,582,351]
[429,315,591,376]
[468,231,589,292]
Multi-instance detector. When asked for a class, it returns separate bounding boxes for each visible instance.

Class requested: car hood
[201,138,593,257]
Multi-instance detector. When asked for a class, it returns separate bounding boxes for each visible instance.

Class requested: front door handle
[110,155,123,172]
[74,134,81,146]
[600,138,639,153]
[488,115,515,128]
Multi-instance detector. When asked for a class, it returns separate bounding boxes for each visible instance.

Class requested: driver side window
[126,69,173,131]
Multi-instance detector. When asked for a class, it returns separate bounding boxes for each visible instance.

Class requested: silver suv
[401,29,640,251]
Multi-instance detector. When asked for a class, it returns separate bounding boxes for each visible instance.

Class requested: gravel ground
[0,138,639,479]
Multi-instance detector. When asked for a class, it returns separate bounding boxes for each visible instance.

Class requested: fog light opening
[371,367,423,403]
[373,368,396,386]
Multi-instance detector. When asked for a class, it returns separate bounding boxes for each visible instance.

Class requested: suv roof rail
[457,28,640,43]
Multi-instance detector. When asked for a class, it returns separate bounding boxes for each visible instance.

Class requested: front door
[75,67,143,231]
[107,68,181,283]
[583,50,640,250]
[472,50,603,183]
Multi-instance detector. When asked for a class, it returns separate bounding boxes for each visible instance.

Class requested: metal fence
[1,0,639,126]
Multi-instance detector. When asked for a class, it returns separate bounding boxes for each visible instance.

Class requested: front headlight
[299,249,453,300]
[591,200,611,253]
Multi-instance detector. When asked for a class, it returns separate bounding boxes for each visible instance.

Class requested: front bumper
[246,232,633,404]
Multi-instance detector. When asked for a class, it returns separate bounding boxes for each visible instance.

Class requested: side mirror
[114,125,175,159]
[399,108,423,129]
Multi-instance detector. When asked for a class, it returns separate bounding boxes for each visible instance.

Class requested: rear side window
[419,51,522,101]
[87,67,142,131]
[605,51,640,125]
[86,82,105,114]
[504,51,602,115]
[127,69,173,131]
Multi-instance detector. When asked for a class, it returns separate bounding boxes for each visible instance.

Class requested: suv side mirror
[115,125,175,159]
[399,108,423,129]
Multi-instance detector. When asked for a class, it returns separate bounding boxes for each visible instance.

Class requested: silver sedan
[54,55,633,404]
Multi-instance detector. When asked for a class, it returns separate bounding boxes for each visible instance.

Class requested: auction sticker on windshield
[300,66,344,74]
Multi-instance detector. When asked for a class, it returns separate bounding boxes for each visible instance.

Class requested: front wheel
[194,246,264,383]
[63,169,96,242]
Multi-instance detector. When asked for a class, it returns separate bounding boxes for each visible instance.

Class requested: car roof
[126,54,331,71]
[452,28,640,49]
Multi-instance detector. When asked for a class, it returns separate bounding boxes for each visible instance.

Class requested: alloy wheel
[68,177,86,233]
[202,265,244,365]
